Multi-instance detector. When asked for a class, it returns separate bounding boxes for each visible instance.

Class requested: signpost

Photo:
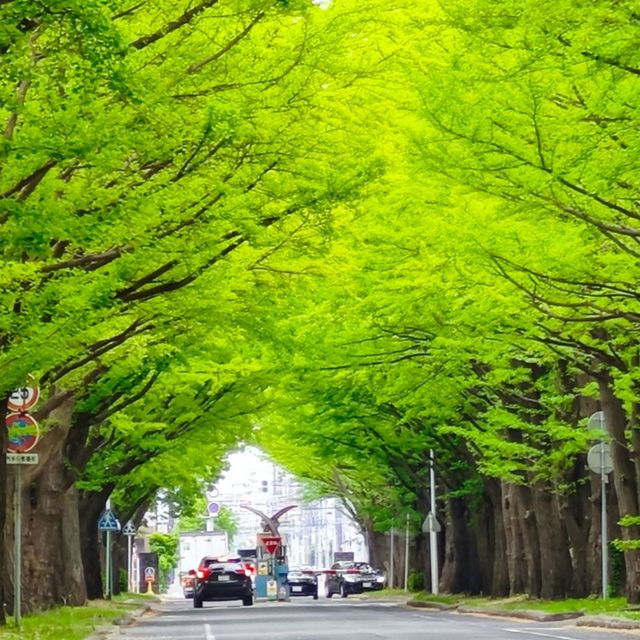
[98,506,121,599]
[144,567,156,594]
[421,449,440,595]
[587,410,612,599]
[123,521,137,592]
[6,383,40,627]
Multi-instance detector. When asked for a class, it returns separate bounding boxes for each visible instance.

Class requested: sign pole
[105,497,112,599]
[429,448,439,595]
[404,513,410,592]
[601,440,608,599]
[389,528,394,589]
[14,464,21,627]
[127,534,133,593]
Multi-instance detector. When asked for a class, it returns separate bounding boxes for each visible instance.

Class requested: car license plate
[292,586,302,592]
[217,575,230,581]
[363,582,372,587]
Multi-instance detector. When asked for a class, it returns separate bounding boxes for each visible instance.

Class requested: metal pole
[404,513,410,592]
[106,530,112,599]
[127,535,133,593]
[389,528,395,589]
[430,449,439,595]
[601,441,608,599]
[14,464,21,626]
[105,497,112,599]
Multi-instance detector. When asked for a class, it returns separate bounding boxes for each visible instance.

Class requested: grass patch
[0,594,155,640]
[410,592,640,618]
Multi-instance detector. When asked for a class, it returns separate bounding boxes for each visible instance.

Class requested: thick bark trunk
[558,464,592,597]
[17,439,87,610]
[0,398,7,624]
[483,478,509,596]
[600,378,640,603]
[79,489,110,600]
[531,484,572,599]
[440,496,481,594]
[502,482,526,594]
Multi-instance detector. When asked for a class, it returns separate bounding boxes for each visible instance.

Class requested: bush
[119,568,129,593]
[408,569,425,592]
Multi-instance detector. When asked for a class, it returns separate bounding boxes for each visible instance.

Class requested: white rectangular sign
[6,453,39,465]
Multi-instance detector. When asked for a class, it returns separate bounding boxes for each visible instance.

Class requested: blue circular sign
[207,502,220,516]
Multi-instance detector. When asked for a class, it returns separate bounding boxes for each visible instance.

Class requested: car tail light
[196,568,210,580]
[235,568,250,577]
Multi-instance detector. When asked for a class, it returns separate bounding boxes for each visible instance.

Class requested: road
[118,598,640,640]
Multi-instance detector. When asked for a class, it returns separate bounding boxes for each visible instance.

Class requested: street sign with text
[6,453,38,465]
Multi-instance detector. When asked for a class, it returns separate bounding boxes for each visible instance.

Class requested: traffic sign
[587,411,608,433]
[422,512,441,534]
[98,510,121,532]
[122,521,136,536]
[6,413,39,453]
[6,453,38,465]
[7,386,39,413]
[144,567,156,582]
[262,536,281,555]
[588,443,613,475]
[207,501,220,516]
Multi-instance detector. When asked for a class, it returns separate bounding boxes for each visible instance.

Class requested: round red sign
[7,386,40,413]
[6,413,39,453]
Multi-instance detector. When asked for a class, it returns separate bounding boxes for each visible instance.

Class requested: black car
[191,556,254,608]
[326,561,385,598]
[287,567,319,599]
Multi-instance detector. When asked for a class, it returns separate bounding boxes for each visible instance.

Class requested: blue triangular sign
[98,509,121,532]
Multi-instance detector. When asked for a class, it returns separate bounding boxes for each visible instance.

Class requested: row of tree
[257,0,640,602]
[0,0,390,618]
[2,0,640,615]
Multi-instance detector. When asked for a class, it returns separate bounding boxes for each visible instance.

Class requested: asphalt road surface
[118,598,639,640]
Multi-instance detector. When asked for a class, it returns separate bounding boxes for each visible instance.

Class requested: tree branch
[130,0,220,50]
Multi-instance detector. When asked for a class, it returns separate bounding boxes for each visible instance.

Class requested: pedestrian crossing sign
[98,510,121,532]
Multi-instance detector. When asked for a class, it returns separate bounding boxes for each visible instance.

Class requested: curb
[408,601,640,630]
[456,605,581,622]
[86,604,153,640]
[407,600,458,611]
[577,615,640,630]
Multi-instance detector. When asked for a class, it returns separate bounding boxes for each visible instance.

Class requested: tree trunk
[483,478,509,596]
[0,398,7,624]
[17,437,87,610]
[600,378,640,603]
[440,496,481,594]
[79,489,110,600]
[502,482,526,594]
[531,483,572,599]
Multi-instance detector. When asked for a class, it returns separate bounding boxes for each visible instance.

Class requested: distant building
[212,447,367,566]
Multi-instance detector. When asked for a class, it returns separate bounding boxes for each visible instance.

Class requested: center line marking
[205,623,215,640]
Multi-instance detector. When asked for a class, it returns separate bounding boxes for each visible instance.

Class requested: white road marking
[505,628,579,640]
[205,623,216,640]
